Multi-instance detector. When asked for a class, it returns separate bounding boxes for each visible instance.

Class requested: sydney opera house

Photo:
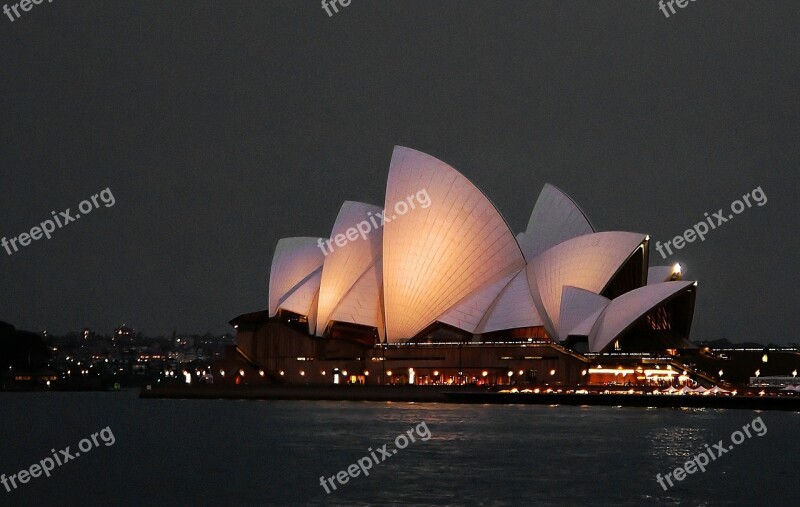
[224,147,700,388]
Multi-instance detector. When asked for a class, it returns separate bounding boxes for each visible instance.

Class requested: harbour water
[0,391,797,506]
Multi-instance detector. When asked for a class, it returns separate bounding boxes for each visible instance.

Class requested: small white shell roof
[437,271,517,333]
[268,237,326,317]
[559,286,610,340]
[648,265,681,285]
[588,281,695,353]
[316,201,383,335]
[276,268,322,317]
[528,231,648,339]
[382,146,525,342]
[518,184,595,261]
[475,269,543,334]
[328,259,385,341]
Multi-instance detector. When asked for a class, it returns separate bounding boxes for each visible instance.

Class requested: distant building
[114,325,134,344]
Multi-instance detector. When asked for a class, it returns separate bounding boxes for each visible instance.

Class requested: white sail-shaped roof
[517,184,595,261]
[475,270,543,334]
[276,268,322,317]
[328,259,385,341]
[588,281,695,353]
[307,289,320,336]
[558,286,610,340]
[437,272,517,333]
[268,237,326,317]
[648,265,682,285]
[528,231,648,339]
[382,146,526,342]
[316,201,383,336]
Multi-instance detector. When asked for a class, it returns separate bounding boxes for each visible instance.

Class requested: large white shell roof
[517,184,595,261]
[588,281,695,353]
[382,147,525,342]
[528,231,648,339]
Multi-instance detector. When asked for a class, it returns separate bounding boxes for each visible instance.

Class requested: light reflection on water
[0,393,798,506]
[648,426,710,460]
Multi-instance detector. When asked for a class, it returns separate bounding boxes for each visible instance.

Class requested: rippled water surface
[0,392,797,506]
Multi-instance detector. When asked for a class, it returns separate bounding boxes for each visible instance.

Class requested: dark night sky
[0,1,797,342]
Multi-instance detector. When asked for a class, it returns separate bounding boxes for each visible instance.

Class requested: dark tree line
[0,321,51,369]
